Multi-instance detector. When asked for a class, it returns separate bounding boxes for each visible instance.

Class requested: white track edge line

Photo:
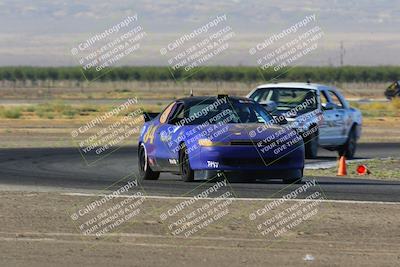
[62,192,400,205]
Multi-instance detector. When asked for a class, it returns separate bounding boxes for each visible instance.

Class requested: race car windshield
[184,99,273,125]
[250,88,317,113]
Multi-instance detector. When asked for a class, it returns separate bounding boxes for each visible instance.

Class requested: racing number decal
[143,125,157,144]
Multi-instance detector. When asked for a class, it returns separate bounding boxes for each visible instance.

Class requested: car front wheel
[180,145,194,182]
[304,129,319,159]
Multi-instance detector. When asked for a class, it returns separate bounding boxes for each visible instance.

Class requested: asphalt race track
[0,143,399,202]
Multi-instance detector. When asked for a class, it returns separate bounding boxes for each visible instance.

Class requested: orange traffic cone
[337,156,347,176]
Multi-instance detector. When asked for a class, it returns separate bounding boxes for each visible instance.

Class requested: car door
[153,102,184,171]
[318,90,346,145]
[145,101,175,170]
[326,90,347,144]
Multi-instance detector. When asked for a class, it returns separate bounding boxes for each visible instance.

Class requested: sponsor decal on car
[207,160,220,168]
[143,125,157,144]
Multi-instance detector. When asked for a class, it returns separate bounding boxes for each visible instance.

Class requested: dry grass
[350,98,400,117]
[305,158,400,180]
[359,117,400,142]
[0,101,164,120]
[0,106,22,118]
[0,95,398,121]
[0,81,392,100]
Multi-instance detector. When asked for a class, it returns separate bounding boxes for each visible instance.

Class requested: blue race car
[138,95,304,183]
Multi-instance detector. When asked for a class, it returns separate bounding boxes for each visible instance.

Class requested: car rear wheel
[138,144,160,180]
[305,129,318,159]
[180,145,194,182]
[338,127,357,159]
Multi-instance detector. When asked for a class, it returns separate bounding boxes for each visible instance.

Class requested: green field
[1,66,400,83]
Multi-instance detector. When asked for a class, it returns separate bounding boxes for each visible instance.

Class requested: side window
[259,90,272,102]
[327,90,344,109]
[251,89,270,102]
[159,102,176,123]
[320,91,329,107]
[250,89,263,101]
[168,103,185,124]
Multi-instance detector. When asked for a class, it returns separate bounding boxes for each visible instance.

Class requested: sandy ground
[0,191,399,266]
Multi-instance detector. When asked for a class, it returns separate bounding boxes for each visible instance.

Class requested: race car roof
[175,95,251,105]
[255,82,330,91]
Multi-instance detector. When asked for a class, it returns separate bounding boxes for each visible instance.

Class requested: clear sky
[0,0,399,66]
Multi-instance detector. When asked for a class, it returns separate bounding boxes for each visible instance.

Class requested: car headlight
[198,139,228,147]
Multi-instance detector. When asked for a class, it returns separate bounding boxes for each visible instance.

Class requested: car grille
[229,140,260,146]
[221,156,291,167]
[229,139,277,147]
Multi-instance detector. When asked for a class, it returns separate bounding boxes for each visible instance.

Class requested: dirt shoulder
[0,191,399,266]
[305,158,400,181]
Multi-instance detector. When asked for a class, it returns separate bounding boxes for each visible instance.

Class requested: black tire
[338,127,357,159]
[138,144,160,180]
[304,128,319,159]
[179,145,194,182]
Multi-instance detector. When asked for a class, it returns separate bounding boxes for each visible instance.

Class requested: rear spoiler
[143,112,159,122]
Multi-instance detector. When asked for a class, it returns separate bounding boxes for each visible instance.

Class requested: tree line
[0,66,399,83]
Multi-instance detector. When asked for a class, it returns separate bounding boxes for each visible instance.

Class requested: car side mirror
[323,103,335,110]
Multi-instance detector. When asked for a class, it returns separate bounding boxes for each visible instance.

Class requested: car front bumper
[190,143,305,172]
